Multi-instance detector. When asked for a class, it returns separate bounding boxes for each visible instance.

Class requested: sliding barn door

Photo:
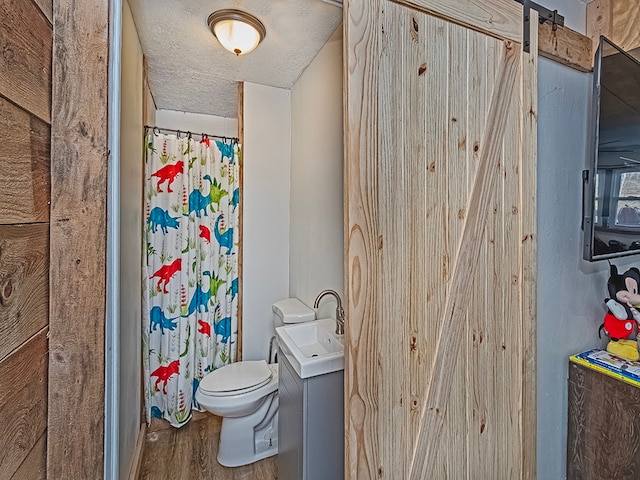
[344,0,537,478]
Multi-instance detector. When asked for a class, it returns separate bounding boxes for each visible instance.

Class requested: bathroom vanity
[278,349,344,480]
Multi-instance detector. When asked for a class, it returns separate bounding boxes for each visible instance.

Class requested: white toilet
[195,298,315,467]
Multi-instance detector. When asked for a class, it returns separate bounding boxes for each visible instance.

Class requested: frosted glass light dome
[208,10,266,56]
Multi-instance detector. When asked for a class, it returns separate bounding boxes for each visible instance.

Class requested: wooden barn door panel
[345,0,537,478]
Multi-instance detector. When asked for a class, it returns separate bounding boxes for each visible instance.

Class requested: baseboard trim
[128,422,147,480]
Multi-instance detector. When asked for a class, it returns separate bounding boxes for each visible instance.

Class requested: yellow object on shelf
[570,349,640,389]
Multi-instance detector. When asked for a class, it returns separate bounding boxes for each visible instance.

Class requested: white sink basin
[276,318,344,379]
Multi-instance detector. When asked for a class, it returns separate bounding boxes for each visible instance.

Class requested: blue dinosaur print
[192,378,200,406]
[148,207,180,234]
[150,306,178,333]
[215,317,232,343]
[151,406,163,419]
[214,304,232,343]
[214,215,234,254]
[187,187,210,218]
[185,282,211,316]
[216,140,235,163]
[231,187,240,208]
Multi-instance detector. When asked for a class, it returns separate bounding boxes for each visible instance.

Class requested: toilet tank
[272,298,315,328]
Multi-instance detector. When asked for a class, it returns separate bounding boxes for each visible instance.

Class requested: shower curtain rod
[144,125,239,142]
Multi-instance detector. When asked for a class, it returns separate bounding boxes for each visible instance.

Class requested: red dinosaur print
[151,258,181,293]
[151,161,183,193]
[198,225,211,244]
[197,319,211,336]
[200,137,210,147]
[150,360,180,395]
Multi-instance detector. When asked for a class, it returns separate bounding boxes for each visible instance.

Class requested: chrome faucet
[313,289,345,335]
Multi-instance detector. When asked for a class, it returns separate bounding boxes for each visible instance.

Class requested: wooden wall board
[0,98,51,224]
[0,0,51,478]
[0,224,49,362]
[0,0,52,123]
[47,0,109,477]
[0,327,48,479]
[609,0,638,50]
[32,0,53,24]
[587,0,640,55]
[538,22,593,72]
[10,431,46,480]
[587,0,611,52]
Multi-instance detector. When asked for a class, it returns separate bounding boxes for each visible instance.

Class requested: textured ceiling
[128,0,343,118]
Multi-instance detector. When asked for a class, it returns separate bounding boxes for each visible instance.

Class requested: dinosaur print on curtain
[143,132,240,427]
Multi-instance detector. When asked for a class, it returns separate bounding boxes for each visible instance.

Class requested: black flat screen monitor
[583,36,640,261]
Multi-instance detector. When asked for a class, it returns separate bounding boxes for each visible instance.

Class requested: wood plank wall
[587,0,640,54]
[0,0,52,478]
[47,0,110,478]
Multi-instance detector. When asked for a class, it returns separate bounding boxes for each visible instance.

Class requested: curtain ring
[187,131,192,140]
[177,130,181,138]
[153,126,160,136]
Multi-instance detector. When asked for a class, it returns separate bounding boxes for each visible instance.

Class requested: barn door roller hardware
[514,0,564,52]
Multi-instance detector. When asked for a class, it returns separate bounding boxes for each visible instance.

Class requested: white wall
[290,26,344,318]
[119,2,143,477]
[242,83,292,360]
[155,109,237,137]
[535,1,639,478]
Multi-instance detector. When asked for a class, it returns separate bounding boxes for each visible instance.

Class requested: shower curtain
[142,131,240,427]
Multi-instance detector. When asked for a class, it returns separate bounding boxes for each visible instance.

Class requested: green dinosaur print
[208,176,228,211]
[203,270,226,298]
[180,323,191,357]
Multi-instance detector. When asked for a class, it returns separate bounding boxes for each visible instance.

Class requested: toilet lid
[199,360,273,396]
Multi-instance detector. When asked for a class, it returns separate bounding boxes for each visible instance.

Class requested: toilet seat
[199,360,273,397]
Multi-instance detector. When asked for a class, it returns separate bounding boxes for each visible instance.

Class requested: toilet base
[217,393,279,467]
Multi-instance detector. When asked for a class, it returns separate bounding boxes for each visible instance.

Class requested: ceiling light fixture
[207,9,266,56]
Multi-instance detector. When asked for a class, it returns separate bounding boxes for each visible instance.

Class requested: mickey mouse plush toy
[602,264,640,361]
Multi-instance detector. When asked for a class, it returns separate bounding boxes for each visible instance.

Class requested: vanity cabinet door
[279,350,345,479]
[304,369,345,480]
[279,354,303,480]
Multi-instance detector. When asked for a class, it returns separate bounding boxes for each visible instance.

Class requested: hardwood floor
[140,412,278,479]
